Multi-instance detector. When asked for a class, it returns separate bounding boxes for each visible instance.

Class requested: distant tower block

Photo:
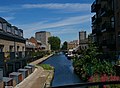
[79,31,86,40]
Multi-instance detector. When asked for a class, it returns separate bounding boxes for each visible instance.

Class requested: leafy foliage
[61,41,68,50]
[48,36,61,51]
[73,44,115,81]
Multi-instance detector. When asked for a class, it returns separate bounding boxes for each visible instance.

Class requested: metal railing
[51,81,120,88]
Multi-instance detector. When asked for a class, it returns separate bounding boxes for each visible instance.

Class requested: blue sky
[0,0,94,43]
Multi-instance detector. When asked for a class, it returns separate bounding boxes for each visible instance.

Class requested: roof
[36,31,46,33]
[18,69,28,72]
[9,72,21,76]
[3,77,13,82]
[0,17,7,23]
[24,66,32,69]
[41,44,46,48]
[37,40,41,43]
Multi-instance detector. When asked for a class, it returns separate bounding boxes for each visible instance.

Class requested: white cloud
[20,14,91,32]
[0,7,11,13]
[22,3,91,12]
[18,14,91,38]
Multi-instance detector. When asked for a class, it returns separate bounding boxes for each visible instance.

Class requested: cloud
[20,14,91,32]
[18,14,91,38]
[0,7,12,13]
[22,3,91,12]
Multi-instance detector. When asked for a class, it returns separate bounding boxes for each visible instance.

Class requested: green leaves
[73,43,114,81]
[48,36,61,51]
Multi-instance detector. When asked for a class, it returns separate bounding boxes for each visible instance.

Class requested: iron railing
[51,81,120,88]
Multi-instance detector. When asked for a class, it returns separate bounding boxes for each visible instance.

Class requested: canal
[41,52,82,87]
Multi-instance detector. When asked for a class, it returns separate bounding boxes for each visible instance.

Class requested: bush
[73,44,115,81]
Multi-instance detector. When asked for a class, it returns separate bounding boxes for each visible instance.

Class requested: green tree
[61,41,68,50]
[48,36,61,51]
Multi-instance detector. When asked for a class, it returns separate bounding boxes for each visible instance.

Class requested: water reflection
[41,53,82,86]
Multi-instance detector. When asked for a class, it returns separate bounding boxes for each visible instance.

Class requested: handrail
[51,81,120,88]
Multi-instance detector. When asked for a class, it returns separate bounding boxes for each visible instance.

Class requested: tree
[48,36,61,51]
[61,41,68,50]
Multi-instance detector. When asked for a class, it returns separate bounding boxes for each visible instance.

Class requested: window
[7,26,11,33]
[117,12,120,27]
[22,46,24,51]
[17,46,19,51]
[116,0,119,9]
[0,45,4,52]
[0,23,2,30]
[11,27,15,34]
[3,23,7,32]
[111,17,114,28]
[19,31,23,37]
[9,46,13,52]
[15,29,18,35]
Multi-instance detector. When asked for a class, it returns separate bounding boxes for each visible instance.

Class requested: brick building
[0,17,26,76]
[27,37,42,51]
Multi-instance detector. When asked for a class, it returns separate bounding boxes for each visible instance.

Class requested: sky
[0,0,94,43]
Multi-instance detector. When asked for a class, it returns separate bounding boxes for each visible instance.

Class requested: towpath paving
[14,54,53,88]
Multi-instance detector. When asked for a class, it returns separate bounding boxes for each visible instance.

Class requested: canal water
[41,52,82,87]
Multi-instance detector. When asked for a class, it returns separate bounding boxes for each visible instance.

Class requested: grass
[37,64,54,70]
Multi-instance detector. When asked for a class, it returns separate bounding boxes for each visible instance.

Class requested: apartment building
[35,31,51,50]
[79,31,89,50]
[91,0,118,55]
[0,17,26,76]
[114,0,120,54]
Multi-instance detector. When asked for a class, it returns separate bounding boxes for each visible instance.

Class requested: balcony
[92,15,102,24]
[92,15,97,23]
[101,21,114,32]
[100,7,113,17]
[91,1,101,12]
[101,39,115,49]
[92,27,101,35]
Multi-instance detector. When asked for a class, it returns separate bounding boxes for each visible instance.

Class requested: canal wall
[14,54,54,88]
[30,54,53,65]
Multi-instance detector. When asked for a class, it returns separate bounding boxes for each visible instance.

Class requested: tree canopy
[48,36,61,51]
[61,41,68,50]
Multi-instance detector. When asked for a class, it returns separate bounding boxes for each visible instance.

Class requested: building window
[111,17,114,28]
[11,27,14,34]
[3,23,7,32]
[22,47,24,51]
[111,0,114,10]
[7,26,11,33]
[0,45,4,52]
[9,46,13,52]
[117,12,120,27]
[116,0,119,9]
[0,23,2,30]
[15,29,18,35]
[17,46,19,51]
